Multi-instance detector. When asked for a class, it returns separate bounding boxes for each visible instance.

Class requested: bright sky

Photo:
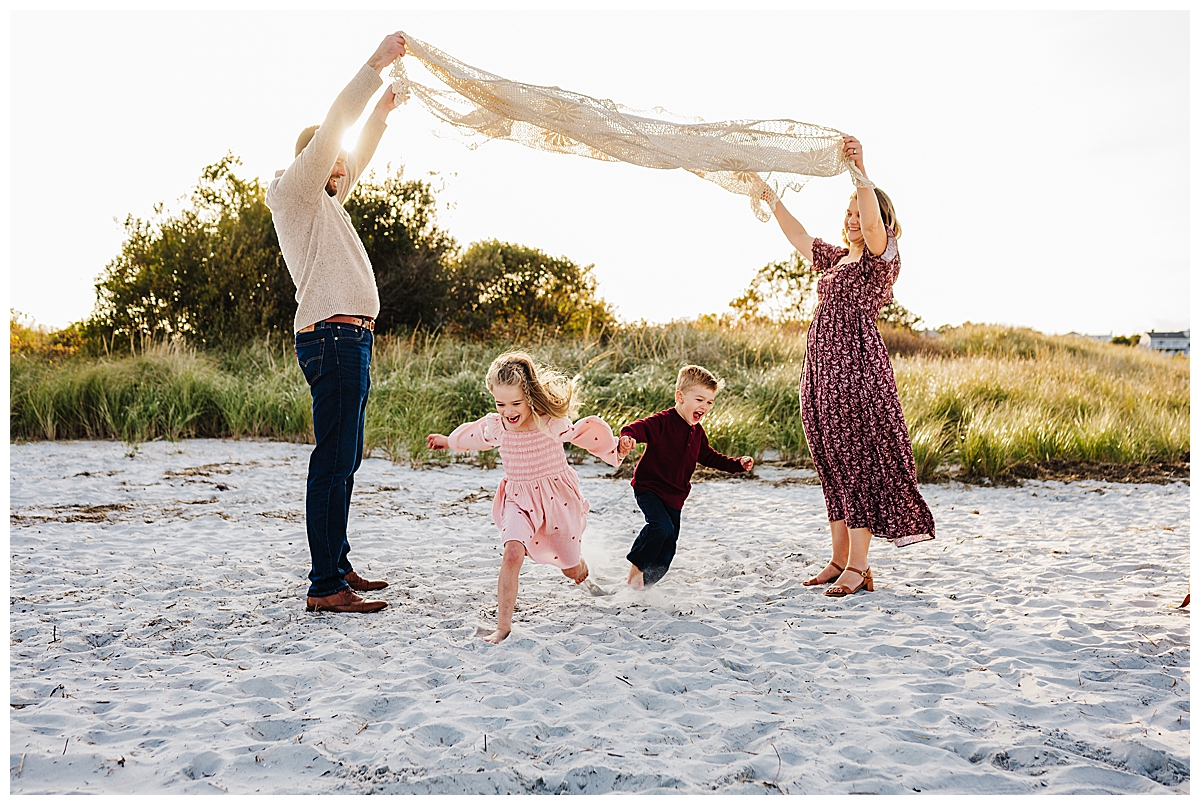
[8,9,1191,335]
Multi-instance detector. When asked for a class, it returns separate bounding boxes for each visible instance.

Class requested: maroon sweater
[620,408,746,510]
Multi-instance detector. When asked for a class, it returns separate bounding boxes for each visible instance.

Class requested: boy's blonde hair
[486,351,579,421]
[676,364,724,395]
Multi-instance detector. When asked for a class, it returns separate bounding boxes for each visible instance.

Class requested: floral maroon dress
[800,228,935,546]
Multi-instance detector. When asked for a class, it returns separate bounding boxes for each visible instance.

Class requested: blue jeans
[295,321,373,598]
[626,490,682,586]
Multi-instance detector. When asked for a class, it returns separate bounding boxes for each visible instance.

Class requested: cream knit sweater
[267,64,386,332]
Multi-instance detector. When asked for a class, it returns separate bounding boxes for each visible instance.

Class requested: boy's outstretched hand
[739,456,754,472]
[617,435,636,459]
[427,433,449,451]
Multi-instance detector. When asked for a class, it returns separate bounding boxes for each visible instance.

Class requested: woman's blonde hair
[486,351,578,422]
[843,187,901,246]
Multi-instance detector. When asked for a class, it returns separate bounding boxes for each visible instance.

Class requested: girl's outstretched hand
[427,433,449,451]
[617,435,636,459]
[739,456,754,472]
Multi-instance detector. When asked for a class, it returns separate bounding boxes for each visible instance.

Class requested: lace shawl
[390,33,869,221]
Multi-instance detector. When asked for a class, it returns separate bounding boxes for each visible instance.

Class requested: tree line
[78,154,614,352]
[52,153,929,356]
[727,251,922,329]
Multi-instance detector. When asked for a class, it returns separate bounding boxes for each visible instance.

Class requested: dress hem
[886,532,936,547]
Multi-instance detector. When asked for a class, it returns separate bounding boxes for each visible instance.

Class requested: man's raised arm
[276,32,407,200]
[338,86,400,204]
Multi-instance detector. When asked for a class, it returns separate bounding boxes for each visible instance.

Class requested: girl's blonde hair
[843,187,902,247]
[486,351,579,421]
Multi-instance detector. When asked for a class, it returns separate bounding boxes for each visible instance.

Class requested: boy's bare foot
[482,628,512,644]
[562,558,589,584]
[626,564,644,589]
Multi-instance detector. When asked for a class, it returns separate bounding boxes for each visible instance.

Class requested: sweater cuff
[356,62,385,93]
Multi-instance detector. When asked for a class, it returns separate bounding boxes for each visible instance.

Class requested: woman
[767,136,935,597]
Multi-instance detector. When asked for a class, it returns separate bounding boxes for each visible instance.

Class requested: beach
[9,438,1190,794]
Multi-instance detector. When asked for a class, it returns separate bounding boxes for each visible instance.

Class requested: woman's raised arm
[768,194,815,264]
[843,136,887,256]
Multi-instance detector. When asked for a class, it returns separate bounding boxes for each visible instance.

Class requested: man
[266,32,407,613]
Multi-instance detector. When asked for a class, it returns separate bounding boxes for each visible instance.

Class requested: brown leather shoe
[344,570,388,592]
[305,588,387,613]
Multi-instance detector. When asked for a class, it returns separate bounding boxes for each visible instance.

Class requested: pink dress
[446,413,622,568]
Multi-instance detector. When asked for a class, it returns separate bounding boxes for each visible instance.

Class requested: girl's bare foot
[482,628,512,644]
[626,564,644,589]
[562,558,589,584]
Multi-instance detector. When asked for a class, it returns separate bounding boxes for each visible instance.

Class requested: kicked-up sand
[8,439,1190,794]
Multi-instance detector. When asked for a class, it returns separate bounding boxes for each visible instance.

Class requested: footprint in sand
[582,579,617,597]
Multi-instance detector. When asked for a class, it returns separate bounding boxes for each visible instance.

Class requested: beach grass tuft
[10,323,1188,483]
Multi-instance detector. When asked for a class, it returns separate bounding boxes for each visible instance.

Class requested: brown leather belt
[297,315,375,333]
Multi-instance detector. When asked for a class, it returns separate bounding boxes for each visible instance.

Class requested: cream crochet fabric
[390,33,871,221]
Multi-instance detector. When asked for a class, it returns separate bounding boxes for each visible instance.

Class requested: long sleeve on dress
[446,413,503,452]
[548,416,623,467]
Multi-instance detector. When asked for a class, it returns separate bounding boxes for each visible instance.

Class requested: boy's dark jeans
[295,321,372,598]
[627,490,683,585]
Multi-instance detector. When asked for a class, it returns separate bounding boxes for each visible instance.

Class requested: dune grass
[9,323,1189,483]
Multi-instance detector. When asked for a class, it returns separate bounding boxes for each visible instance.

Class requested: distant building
[1138,330,1190,356]
[1065,332,1112,343]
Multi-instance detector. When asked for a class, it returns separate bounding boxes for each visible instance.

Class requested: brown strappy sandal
[803,561,845,587]
[824,566,873,597]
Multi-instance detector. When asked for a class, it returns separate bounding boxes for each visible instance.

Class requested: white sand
[8,439,1190,794]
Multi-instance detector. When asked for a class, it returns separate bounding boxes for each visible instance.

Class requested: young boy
[615,365,754,588]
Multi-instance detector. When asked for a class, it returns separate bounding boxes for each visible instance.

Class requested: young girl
[427,352,625,644]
